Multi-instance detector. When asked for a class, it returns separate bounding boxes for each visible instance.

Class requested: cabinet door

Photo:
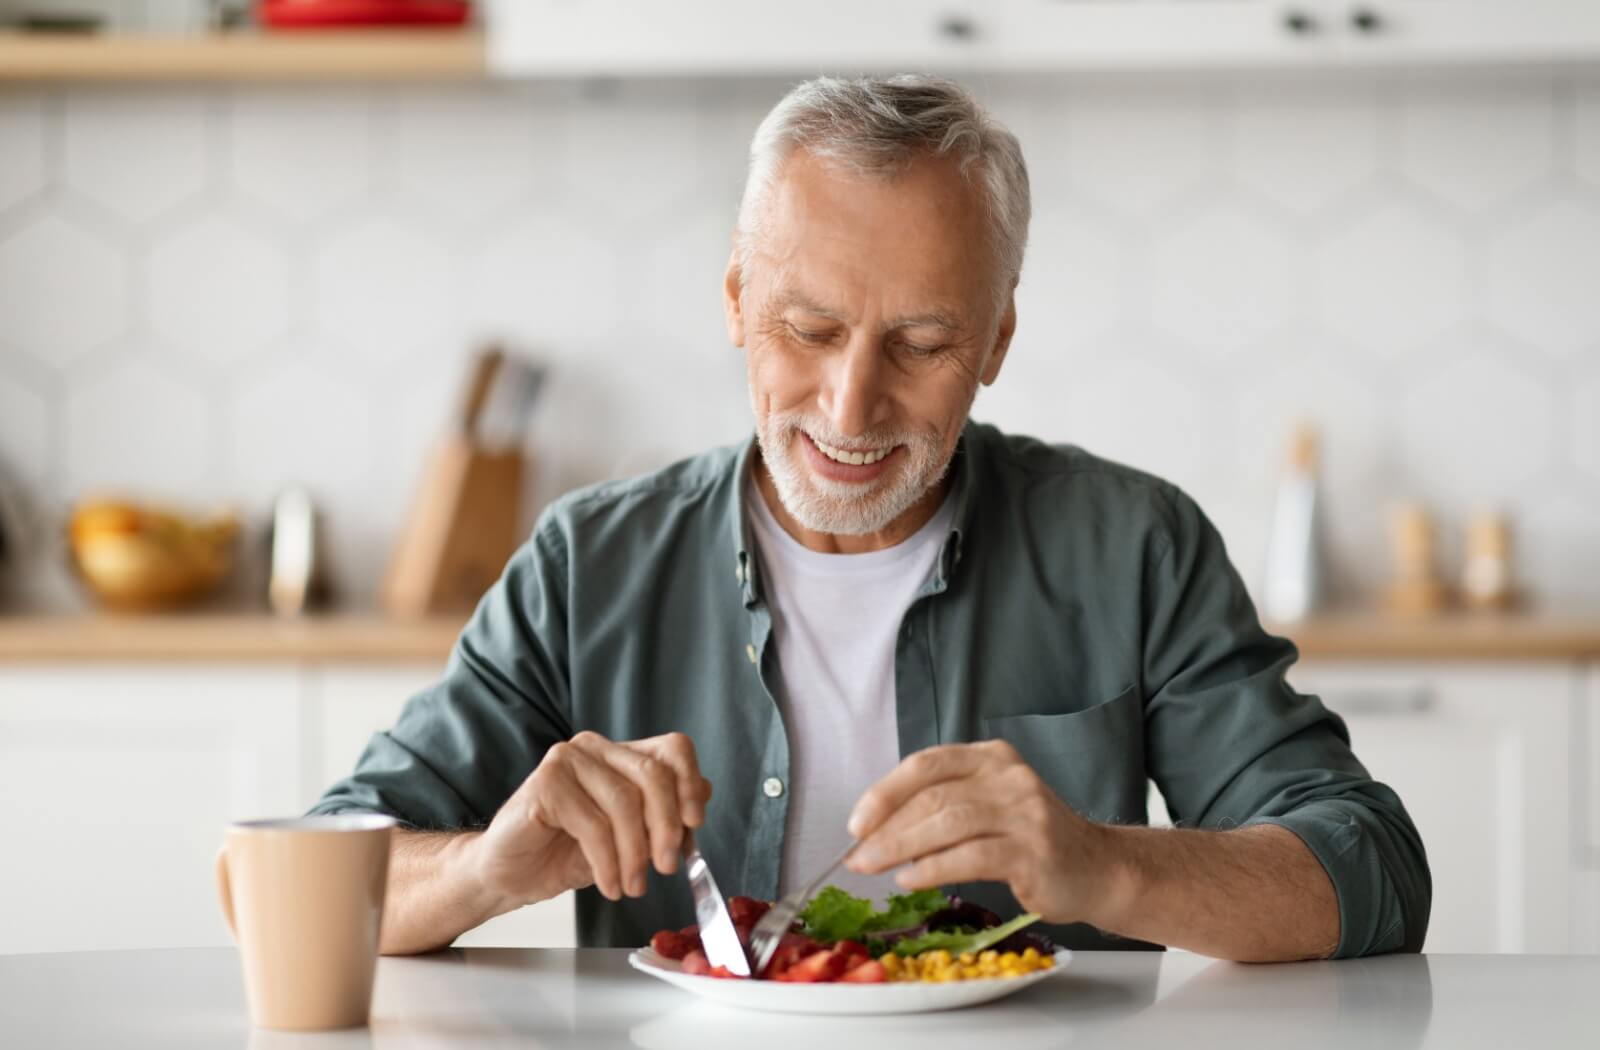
[488,0,1600,76]
[1575,664,1600,954]
[0,664,303,953]
[1289,661,1578,953]
[310,665,576,948]
[489,0,1334,77]
[1344,1,1600,65]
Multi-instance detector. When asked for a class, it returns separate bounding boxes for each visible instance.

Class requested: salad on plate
[647,886,1058,984]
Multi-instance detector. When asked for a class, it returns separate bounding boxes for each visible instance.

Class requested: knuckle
[1003,762,1036,790]
[640,757,675,795]
[934,804,969,837]
[571,730,605,749]
[985,737,1020,762]
[923,783,959,816]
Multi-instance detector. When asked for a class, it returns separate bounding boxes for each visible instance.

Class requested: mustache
[770,413,938,452]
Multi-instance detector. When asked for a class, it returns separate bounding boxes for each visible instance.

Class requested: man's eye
[902,342,946,357]
[790,327,833,344]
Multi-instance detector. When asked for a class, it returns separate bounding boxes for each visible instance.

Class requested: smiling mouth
[808,436,893,466]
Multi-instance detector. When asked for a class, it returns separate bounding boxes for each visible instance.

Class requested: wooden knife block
[382,437,528,618]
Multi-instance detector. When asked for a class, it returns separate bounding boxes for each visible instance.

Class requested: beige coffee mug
[215,814,396,1030]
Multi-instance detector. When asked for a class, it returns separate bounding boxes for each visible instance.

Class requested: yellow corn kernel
[894,947,1056,982]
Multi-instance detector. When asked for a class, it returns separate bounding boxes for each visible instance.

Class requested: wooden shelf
[2,608,1598,664]
[1267,609,1600,662]
[0,29,486,82]
[0,611,467,662]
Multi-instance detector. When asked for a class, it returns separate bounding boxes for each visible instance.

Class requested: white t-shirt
[747,475,956,900]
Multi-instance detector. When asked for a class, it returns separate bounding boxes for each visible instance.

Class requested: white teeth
[813,437,890,466]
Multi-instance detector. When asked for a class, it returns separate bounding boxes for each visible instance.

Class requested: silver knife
[682,831,751,977]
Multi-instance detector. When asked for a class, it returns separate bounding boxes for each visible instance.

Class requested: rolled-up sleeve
[307,515,574,829]
[1141,486,1431,958]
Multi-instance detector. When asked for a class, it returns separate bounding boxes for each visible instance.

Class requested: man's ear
[723,247,746,348]
[980,291,1017,386]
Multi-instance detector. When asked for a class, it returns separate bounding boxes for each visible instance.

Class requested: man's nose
[822,340,888,438]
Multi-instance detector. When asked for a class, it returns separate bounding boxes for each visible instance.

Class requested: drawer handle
[1323,687,1436,716]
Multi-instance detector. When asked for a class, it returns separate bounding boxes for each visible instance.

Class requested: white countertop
[2,947,1595,1048]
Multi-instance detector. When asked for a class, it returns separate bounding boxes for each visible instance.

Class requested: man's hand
[471,731,713,909]
[843,739,1343,962]
[843,740,1107,923]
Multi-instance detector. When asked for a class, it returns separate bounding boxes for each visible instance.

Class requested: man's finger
[849,795,998,875]
[587,739,685,875]
[566,745,653,898]
[535,757,623,901]
[846,778,968,871]
[891,835,1009,893]
[629,732,712,828]
[847,742,1006,839]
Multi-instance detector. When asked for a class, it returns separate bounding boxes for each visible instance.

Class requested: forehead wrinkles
[750,155,989,328]
[769,284,969,334]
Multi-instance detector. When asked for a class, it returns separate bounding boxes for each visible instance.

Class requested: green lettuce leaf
[866,889,949,932]
[798,886,952,944]
[798,887,877,943]
[891,911,1043,957]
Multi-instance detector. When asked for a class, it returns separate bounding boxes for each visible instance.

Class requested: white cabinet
[1575,665,1600,953]
[1288,661,1580,953]
[0,662,574,955]
[309,665,576,949]
[2,655,1588,955]
[488,0,1600,77]
[0,664,304,954]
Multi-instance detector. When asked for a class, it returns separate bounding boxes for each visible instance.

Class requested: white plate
[627,947,1071,1015]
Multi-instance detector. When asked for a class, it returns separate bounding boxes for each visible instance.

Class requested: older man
[312,75,1429,962]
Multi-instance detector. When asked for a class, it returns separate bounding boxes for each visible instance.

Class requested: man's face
[725,150,1017,538]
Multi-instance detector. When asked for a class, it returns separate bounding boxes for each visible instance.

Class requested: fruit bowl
[68,501,239,610]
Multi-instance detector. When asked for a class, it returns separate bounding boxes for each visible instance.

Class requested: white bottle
[1261,424,1325,623]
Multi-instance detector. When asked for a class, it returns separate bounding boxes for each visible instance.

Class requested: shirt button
[746,643,758,664]
[763,777,784,798]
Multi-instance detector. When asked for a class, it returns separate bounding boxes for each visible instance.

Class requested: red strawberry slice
[839,959,887,983]
[650,930,695,961]
[761,932,824,980]
[774,947,850,983]
[728,896,771,927]
[680,949,711,977]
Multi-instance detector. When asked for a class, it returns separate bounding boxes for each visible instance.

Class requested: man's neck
[751,449,950,555]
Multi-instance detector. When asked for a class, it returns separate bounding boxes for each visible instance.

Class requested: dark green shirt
[311,421,1430,957]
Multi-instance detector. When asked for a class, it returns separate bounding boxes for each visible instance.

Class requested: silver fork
[747,839,858,977]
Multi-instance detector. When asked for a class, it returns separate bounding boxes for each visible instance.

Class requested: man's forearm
[380,830,513,955]
[1086,822,1340,962]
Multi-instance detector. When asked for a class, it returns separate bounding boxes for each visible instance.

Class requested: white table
[2,947,1595,1048]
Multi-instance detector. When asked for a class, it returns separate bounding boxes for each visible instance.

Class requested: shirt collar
[727,420,980,607]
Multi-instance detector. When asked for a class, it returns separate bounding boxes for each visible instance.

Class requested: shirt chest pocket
[979,684,1148,825]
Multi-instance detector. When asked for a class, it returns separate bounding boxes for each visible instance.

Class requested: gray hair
[735,74,1031,312]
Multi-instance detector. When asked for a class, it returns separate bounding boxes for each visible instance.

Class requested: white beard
[754,410,953,536]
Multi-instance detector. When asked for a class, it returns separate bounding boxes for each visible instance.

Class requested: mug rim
[228,814,398,833]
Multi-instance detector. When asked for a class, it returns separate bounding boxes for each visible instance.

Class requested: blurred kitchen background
[1,1,1597,959]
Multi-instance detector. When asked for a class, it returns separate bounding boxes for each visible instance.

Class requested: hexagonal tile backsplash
[0,74,1597,608]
